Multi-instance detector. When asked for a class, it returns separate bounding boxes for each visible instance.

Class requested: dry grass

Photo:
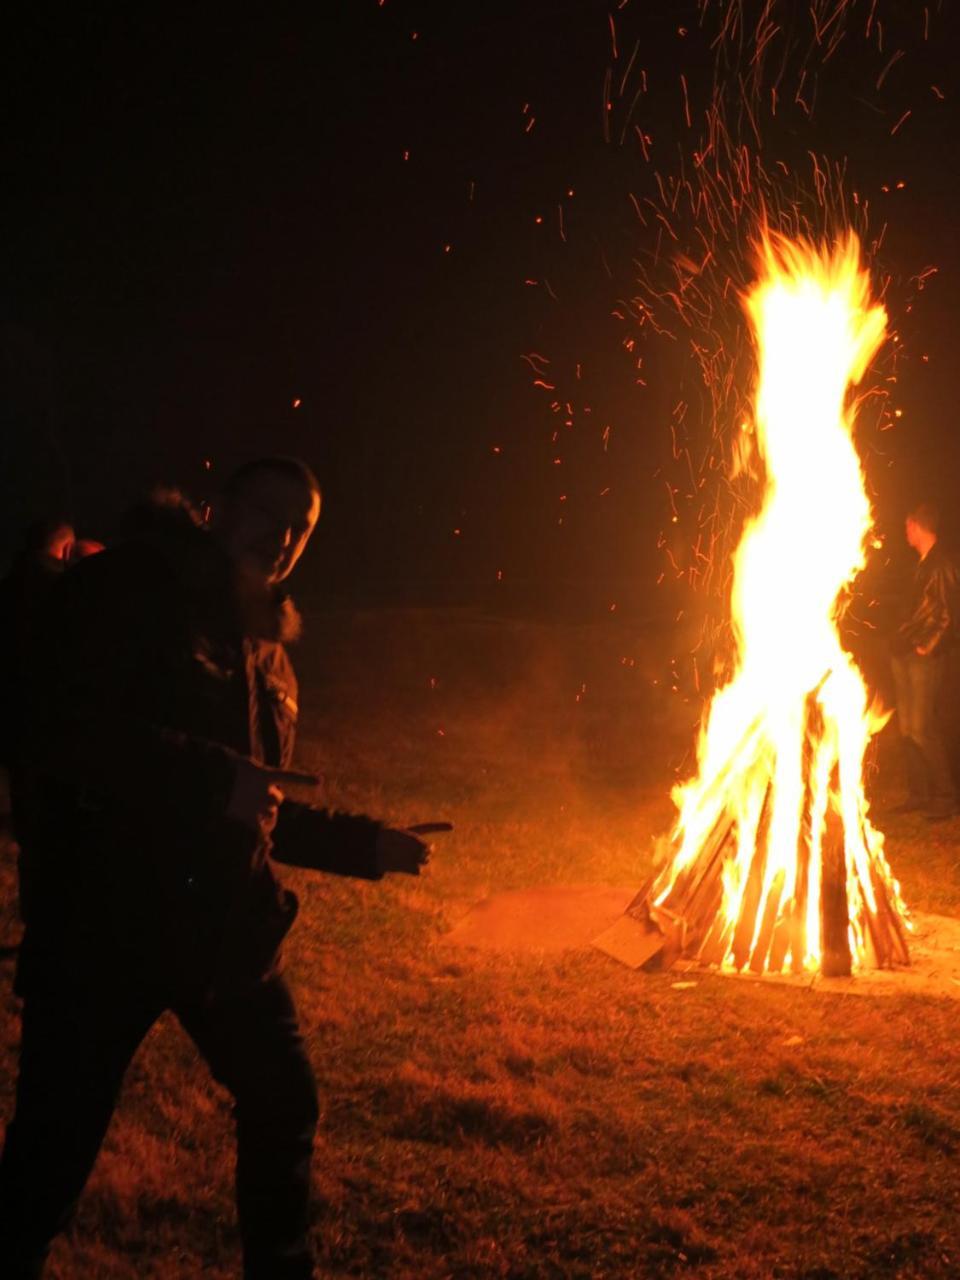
[2,607,960,1278]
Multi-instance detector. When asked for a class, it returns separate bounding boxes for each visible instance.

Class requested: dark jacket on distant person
[0,548,67,771]
[894,541,959,657]
[18,495,382,998]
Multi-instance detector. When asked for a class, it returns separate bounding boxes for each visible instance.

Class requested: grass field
[2,607,960,1279]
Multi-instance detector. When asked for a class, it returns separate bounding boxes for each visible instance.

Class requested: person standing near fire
[890,502,959,821]
[0,516,75,771]
[0,457,449,1279]
[0,518,104,909]
[0,517,82,951]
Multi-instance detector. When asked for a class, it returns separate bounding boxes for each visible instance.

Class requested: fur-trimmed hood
[120,486,303,645]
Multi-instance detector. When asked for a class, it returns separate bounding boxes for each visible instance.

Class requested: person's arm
[271,799,384,878]
[913,564,953,656]
[271,804,444,879]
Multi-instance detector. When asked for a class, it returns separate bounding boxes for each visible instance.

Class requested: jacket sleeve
[904,560,956,655]
[27,551,240,825]
[271,799,383,879]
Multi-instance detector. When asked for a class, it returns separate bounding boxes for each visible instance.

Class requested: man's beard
[233,561,303,643]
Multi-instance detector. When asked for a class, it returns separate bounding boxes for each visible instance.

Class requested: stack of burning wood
[597,235,913,983]
[596,739,910,979]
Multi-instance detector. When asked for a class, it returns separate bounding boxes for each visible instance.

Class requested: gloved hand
[375,822,453,875]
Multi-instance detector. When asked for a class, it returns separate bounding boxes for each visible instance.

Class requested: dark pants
[0,955,318,1279]
[891,651,956,808]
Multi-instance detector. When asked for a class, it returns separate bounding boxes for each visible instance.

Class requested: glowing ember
[649,231,910,976]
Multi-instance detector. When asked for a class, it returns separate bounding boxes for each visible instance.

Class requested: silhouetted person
[0,459,442,1279]
[0,516,74,763]
[0,517,77,905]
[890,502,959,821]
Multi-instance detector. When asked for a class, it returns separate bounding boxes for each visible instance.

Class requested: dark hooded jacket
[0,546,67,771]
[18,495,382,998]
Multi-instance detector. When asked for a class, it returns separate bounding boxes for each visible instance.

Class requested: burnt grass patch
[2,609,960,1278]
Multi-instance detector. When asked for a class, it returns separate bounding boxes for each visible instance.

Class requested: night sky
[2,2,958,611]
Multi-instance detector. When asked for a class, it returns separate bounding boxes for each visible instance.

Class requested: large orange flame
[653,231,909,973]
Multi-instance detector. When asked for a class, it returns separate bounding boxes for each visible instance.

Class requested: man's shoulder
[252,632,297,678]
[932,542,960,577]
[248,593,303,652]
[251,599,300,688]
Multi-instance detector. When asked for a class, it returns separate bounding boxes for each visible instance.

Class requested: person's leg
[891,653,910,733]
[891,654,928,805]
[914,655,957,814]
[0,954,159,1278]
[176,972,319,1280]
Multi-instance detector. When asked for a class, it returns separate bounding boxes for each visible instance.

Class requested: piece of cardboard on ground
[445,884,637,953]
[591,912,668,968]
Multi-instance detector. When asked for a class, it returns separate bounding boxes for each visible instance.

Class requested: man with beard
[0,457,445,1279]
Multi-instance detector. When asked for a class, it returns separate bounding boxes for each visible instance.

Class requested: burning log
[595,233,912,978]
[819,809,851,978]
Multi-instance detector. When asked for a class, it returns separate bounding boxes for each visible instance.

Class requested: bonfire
[600,231,911,978]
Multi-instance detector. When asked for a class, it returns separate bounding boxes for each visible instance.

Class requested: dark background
[1,1,957,612]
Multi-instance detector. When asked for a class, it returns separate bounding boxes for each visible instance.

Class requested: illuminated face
[905,517,924,553]
[220,471,321,585]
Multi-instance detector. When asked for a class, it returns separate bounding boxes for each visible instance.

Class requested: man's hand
[226,759,319,833]
[376,822,452,876]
